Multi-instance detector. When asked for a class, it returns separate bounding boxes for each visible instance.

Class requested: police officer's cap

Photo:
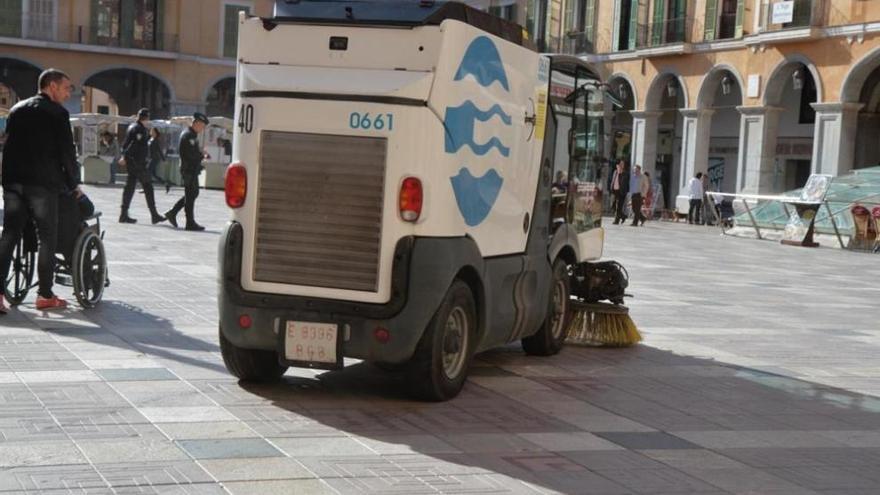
[193,112,209,125]
[137,108,150,119]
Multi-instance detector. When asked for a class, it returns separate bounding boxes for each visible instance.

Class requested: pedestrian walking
[148,127,172,194]
[164,113,209,231]
[629,165,647,226]
[641,171,654,224]
[118,108,165,224]
[610,160,629,225]
[686,172,704,225]
[0,68,81,313]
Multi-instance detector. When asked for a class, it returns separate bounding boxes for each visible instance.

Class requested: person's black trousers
[168,174,200,225]
[631,193,644,225]
[0,184,59,298]
[121,160,160,216]
[688,198,703,224]
[613,190,627,223]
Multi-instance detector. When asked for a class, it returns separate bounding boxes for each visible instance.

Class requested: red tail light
[399,177,423,222]
[225,162,247,208]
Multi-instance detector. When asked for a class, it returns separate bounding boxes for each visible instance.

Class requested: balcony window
[488,2,516,22]
[563,0,595,54]
[0,0,22,38]
[704,0,742,40]
[649,0,687,46]
[761,0,817,32]
[23,0,56,41]
[91,0,160,49]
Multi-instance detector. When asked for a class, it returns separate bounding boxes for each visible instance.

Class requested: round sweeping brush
[566,301,642,347]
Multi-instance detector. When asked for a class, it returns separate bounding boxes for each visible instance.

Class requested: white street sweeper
[218,0,633,401]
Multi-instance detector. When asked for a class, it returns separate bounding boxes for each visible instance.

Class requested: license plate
[284,321,338,365]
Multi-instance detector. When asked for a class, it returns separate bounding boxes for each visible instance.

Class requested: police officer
[118,108,165,224]
[164,113,209,231]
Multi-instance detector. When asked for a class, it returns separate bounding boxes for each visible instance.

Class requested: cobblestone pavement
[1,184,878,494]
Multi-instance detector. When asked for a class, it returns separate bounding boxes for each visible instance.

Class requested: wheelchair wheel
[4,236,35,305]
[72,229,107,308]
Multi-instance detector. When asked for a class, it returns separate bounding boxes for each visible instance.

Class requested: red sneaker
[35,295,68,311]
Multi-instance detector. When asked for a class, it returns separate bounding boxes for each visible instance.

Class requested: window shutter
[628,0,639,48]
[704,0,717,41]
[651,0,665,45]
[584,0,596,42]
[734,0,744,37]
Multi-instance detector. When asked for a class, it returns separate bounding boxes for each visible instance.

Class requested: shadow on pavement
[236,344,880,494]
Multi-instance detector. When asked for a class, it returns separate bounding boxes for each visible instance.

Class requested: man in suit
[610,160,630,225]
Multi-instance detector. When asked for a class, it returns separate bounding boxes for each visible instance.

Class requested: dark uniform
[119,108,164,224]
[0,92,80,300]
[165,113,207,231]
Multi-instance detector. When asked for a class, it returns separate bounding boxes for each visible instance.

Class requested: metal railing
[0,11,179,52]
[758,0,822,33]
[563,29,595,55]
[637,16,692,48]
[705,191,880,252]
[716,12,739,39]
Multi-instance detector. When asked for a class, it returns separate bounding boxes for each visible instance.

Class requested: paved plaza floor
[0,185,878,494]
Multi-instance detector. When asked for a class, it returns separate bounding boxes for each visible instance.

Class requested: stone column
[679,108,715,193]
[736,106,783,194]
[630,111,662,173]
[810,102,864,177]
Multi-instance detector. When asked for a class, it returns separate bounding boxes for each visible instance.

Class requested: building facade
[0,0,275,119]
[531,0,880,204]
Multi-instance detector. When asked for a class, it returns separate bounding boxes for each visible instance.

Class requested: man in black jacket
[164,113,209,231]
[118,108,165,224]
[610,159,630,225]
[0,69,81,313]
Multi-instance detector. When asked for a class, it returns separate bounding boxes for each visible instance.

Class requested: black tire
[219,327,288,382]
[4,236,35,305]
[522,259,571,356]
[407,280,476,401]
[72,230,107,308]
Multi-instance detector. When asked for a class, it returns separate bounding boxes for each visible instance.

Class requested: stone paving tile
[112,381,214,408]
[15,370,101,383]
[176,438,285,460]
[516,432,624,452]
[76,438,190,463]
[197,457,314,482]
[95,368,179,381]
[0,411,67,443]
[156,421,257,440]
[0,440,88,467]
[0,463,108,492]
[271,435,376,457]
[223,480,335,495]
[138,406,237,423]
[27,382,129,409]
[113,484,228,495]
[591,467,726,494]
[595,431,701,450]
[351,433,462,455]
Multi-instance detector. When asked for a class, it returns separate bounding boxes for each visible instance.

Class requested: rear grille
[254,131,386,292]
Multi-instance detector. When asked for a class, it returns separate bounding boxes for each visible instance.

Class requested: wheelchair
[3,194,109,309]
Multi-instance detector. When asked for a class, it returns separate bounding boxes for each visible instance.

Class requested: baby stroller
[4,193,109,308]
[716,199,736,229]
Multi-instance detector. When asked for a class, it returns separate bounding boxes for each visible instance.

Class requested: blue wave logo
[450,168,504,227]
[454,36,510,91]
[444,101,511,157]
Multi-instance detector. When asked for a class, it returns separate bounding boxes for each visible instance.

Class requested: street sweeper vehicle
[219,0,638,401]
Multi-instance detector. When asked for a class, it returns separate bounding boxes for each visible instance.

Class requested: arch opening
[83,68,171,119]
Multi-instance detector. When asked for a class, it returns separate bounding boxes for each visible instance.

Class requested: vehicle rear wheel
[407,280,476,401]
[219,327,288,382]
[4,237,34,305]
[522,259,571,356]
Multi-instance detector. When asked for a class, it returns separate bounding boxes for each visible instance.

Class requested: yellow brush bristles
[566,302,642,347]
